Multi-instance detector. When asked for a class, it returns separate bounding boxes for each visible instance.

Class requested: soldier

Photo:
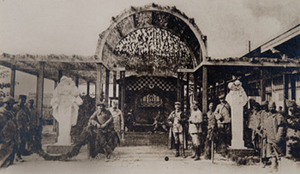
[0,96,18,168]
[152,110,168,133]
[214,94,231,156]
[13,95,31,162]
[188,101,203,161]
[27,99,42,151]
[247,102,261,153]
[262,102,286,170]
[204,102,217,160]
[168,102,186,158]
[109,100,124,141]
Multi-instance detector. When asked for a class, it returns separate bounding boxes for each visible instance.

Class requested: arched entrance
[96,3,208,130]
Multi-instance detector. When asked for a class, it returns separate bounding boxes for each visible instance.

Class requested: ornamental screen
[114,28,194,74]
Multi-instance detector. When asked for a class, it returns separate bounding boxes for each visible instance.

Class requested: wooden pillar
[120,71,125,111]
[10,65,16,97]
[75,76,79,87]
[283,73,289,113]
[291,73,296,100]
[193,72,198,101]
[113,71,117,98]
[260,69,266,102]
[87,81,90,96]
[96,63,103,105]
[177,72,181,102]
[202,66,208,114]
[105,69,110,107]
[58,70,63,82]
[118,71,122,110]
[186,73,190,114]
[36,62,45,121]
[180,73,184,112]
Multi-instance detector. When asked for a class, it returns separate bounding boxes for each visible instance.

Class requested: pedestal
[47,145,74,154]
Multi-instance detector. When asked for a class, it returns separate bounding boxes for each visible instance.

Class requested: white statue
[225,80,248,149]
[50,76,83,145]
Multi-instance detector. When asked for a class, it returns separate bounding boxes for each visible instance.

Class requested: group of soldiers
[0,95,41,168]
[166,95,287,170]
[166,95,231,161]
[247,100,287,170]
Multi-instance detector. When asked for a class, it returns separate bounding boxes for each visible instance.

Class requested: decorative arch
[96,3,208,76]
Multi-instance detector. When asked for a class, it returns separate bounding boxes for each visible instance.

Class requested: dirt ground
[1,126,300,174]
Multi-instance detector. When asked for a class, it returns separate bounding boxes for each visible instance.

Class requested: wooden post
[260,69,266,102]
[36,62,45,122]
[75,76,79,87]
[291,73,296,100]
[10,65,16,97]
[180,73,184,112]
[186,73,190,114]
[87,81,90,97]
[121,71,125,111]
[202,66,208,114]
[58,70,63,82]
[119,71,122,110]
[283,73,289,113]
[177,72,181,102]
[113,71,117,98]
[96,63,103,105]
[193,73,198,102]
[105,69,110,107]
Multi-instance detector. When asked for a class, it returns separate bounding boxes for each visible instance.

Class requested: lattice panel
[126,76,176,91]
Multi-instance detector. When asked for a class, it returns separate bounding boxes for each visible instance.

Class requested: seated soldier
[152,110,168,133]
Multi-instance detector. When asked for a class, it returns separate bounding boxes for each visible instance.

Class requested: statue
[50,76,83,145]
[225,80,248,149]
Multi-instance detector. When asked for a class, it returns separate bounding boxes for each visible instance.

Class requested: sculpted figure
[50,76,83,145]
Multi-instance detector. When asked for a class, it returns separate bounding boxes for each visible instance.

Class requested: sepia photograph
[0,0,300,173]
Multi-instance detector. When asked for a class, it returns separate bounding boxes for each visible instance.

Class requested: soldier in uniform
[204,102,217,160]
[79,101,119,161]
[13,95,31,162]
[168,102,186,158]
[247,102,261,153]
[109,100,124,141]
[0,96,18,168]
[188,101,203,160]
[262,102,286,170]
[27,99,42,152]
[214,94,231,156]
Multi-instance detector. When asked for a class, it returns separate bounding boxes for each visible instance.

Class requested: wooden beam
[177,72,181,102]
[36,62,45,120]
[291,74,296,100]
[105,69,110,107]
[202,66,208,114]
[87,81,90,97]
[284,73,289,113]
[193,72,198,101]
[260,70,266,102]
[75,76,79,87]
[120,71,125,111]
[10,65,16,97]
[186,73,190,115]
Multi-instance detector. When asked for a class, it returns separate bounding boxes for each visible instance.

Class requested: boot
[190,146,196,158]
[271,157,278,170]
[181,145,186,158]
[194,146,200,161]
[175,144,179,157]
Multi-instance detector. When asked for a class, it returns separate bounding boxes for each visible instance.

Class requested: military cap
[192,101,199,106]
[174,102,181,105]
[97,101,105,106]
[219,94,225,99]
[261,100,268,106]
[19,95,27,99]
[3,96,16,103]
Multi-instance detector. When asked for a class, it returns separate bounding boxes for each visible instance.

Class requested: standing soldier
[204,102,217,160]
[188,101,203,161]
[168,102,186,158]
[0,96,18,168]
[214,94,231,157]
[109,100,124,141]
[27,99,42,152]
[13,95,31,162]
[262,102,286,170]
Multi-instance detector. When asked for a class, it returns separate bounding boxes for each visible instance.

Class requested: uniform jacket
[168,110,185,133]
[263,112,286,144]
[189,109,203,134]
[214,102,231,124]
[13,104,31,131]
[89,109,114,132]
